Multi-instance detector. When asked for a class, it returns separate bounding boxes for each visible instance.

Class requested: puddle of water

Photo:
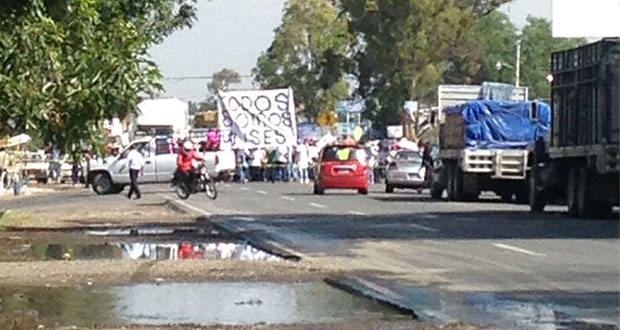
[0,282,409,327]
[19,242,286,262]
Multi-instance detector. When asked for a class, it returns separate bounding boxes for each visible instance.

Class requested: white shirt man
[127,149,145,171]
[126,147,144,199]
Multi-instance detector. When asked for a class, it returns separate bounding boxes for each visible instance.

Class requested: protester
[235,148,250,183]
[126,144,145,199]
[421,141,434,190]
[296,141,311,184]
[250,148,264,182]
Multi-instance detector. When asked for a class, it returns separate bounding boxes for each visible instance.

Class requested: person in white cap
[176,141,204,188]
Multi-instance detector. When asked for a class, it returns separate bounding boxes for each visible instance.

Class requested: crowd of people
[230,137,435,187]
[232,138,321,184]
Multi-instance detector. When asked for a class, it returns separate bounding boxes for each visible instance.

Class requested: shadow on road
[208,209,620,243]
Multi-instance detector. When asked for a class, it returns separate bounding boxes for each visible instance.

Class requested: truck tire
[447,162,464,201]
[92,173,113,195]
[566,164,579,216]
[576,165,594,218]
[430,182,443,199]
[385,183,394,193]
[529,153,547,213]
[446,163,456,201]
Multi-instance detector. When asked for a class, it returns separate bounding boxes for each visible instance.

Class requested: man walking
[127,144,144,199]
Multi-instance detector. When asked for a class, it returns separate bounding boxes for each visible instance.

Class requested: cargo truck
[432,99,551,202]
[529,38,619,218]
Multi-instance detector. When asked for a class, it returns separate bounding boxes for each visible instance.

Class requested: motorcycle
[173,163,217,200]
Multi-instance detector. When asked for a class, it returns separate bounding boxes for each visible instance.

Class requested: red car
[313,143,370,195]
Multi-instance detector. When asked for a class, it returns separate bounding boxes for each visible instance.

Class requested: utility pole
[515,39,522,87]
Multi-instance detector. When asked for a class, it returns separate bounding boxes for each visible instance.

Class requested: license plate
[337,169,349,174]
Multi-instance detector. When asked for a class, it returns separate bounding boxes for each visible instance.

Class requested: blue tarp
[444,100,551,149]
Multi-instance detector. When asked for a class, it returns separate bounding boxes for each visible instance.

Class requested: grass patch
[0,210,32,230]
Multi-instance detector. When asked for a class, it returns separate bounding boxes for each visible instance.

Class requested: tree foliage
[0,0,196,156]
[520,16,585,100]
[476,10,519,83]
[207,68,241,94]
[341,0,487,127]
[253,0,353,121]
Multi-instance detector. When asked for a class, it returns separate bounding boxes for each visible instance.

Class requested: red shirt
[177,150,199,172]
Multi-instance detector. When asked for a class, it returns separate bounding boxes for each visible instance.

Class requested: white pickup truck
[88,137,235,195]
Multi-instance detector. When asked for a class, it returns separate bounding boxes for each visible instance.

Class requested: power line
[163,74,254,81]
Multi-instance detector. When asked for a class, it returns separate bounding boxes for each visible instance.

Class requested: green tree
[520,16,585,100]
[208,68,241,94]
[476,10,519,83]
[341,0,488,131]
[0,0,196,157]
[253,0,353,121]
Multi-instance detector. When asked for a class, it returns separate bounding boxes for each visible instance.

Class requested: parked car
[23,151,50,184]
[88,137,235,195]
[313,143,370,195]
[385,150,426,193]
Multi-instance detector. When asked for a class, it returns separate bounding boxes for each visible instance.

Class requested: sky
[149,0,553,102]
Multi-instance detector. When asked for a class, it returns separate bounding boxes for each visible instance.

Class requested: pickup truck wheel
[110,184,125,194]
[385,183,394,193]
[92,173,113,195]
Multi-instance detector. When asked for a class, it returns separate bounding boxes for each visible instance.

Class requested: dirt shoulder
[0,259,342,288]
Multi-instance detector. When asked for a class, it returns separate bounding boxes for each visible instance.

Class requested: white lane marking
[309,202,326,209]
[493,243,546,257]
[232,216,256,221]
[257,190,268,195]
[240,187,250,191]
[349,211,366,215]
[281,196,295,201]
[409,223,439,232]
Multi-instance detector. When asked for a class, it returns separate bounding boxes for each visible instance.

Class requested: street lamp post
[515,39,521,87]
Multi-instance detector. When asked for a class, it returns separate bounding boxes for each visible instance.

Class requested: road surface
[164,182,620,329]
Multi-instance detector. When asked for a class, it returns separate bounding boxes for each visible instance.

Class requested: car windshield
[395,151,422,163]
[322,146,366,162]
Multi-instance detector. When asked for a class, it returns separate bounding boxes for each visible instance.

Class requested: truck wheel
[566,164,579,216]
[92,173,113,195]
[430,182,443,199]
[515,189,529,204]
[529,154,547,213]
[446,163,456,201]
[576,166,594,218]
[385,183,394,193]
[500,191,513,203]
[448,163,464,201]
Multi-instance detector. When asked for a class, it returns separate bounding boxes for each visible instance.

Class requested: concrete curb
[163,197,303,261]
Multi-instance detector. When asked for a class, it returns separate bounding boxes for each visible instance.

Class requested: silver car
[385,150,426,193]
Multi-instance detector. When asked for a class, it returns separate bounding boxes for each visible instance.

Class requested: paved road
[3,182,619,329]
[164,181,620,329]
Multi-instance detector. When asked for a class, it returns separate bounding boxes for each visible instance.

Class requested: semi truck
[432,99,550,202]
[529,38,619,218]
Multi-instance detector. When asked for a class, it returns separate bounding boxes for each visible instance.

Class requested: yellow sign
[353,126,364,141]
[317,111,338,127]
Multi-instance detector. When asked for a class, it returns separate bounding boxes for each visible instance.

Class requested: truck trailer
[529,38,619,218]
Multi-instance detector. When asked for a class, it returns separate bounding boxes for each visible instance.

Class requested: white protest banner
[218,88,297,149]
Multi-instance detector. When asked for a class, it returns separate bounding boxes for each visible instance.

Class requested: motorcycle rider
[176,141,205,189]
